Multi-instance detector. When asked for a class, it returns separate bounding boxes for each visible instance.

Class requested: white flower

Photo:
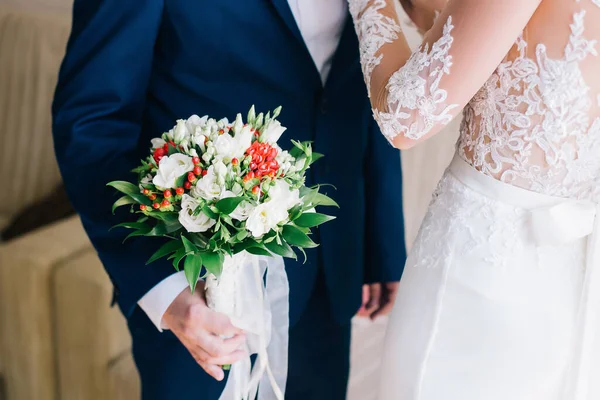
[152,154,194,189]
[246,203,288,238]
[221,190,255,221]
[260,120,287,144]
[192,162,227,200]
[213,126,253,162]
[178,195,216,233]
[151,138,166,149]
[185,114,207,132]
[231,113,244,134]
[173,119,191,143]
[268,180,301,210]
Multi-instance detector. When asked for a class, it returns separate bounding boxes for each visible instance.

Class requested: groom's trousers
[128,269,352,400]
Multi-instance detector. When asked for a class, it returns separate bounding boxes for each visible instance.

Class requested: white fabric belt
[449,154,598,399]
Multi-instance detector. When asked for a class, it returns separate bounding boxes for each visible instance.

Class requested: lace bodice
[349,0,600,201]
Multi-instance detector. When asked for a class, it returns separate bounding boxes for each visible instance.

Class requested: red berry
[140,204,147,211]
[252,185,260,195]
[153,147,166,161]
[247,171,255,179]
[187,172,196,182]
[176,187,184,195]
[163,190,172,198]
[193,166,202,176]
[148,194,157,201]
[231,158,239,166]
[143,189,150,195]
[184,181,192,190]
[250,162,258,170]
[201,170,208,176]
[192,156,201,165]
[152,203,160,209]
[161,199,170,207]
[219,129,224,135]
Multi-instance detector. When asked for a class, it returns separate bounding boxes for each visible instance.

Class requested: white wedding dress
[348,0,600,399]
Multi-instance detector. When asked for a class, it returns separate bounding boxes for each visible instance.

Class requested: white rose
[268,180,301,210]
[173,119,191,143]
[178,195,216,233]
[152,154,194,190]
[246,203,288,238]
[260,120,287,144]
[192,163,226,200]
[151,138,166,149]
[221,190,255,221]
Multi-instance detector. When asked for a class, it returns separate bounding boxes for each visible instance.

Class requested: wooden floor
[347,317,389,400]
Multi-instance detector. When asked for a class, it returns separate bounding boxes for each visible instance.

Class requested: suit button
[320,98,328,114]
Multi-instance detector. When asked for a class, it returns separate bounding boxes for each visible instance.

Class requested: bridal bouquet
[109,106,336,399]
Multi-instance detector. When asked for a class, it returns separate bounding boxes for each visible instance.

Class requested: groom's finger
[205,312,244,337]
[197,332,246,357]
[356,285,372,317]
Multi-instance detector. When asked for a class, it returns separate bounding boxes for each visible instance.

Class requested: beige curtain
[0,8,71,220]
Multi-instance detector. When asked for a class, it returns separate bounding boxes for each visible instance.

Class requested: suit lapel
[270,0,305,47]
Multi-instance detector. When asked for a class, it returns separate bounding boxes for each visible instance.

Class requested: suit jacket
[52,0,407,327]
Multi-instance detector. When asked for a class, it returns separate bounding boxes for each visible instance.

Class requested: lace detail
[374,17,459,141]
[349,0,402,97]
[459,10,600,201]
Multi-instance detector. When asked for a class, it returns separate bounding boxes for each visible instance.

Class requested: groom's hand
[163,282,247,381]
[356,282,400,320]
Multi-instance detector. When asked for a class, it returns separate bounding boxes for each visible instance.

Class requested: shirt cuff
[138,271,190,332]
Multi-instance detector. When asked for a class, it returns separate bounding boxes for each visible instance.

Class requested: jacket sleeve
[363,117,407,283]
[52,0,174,318]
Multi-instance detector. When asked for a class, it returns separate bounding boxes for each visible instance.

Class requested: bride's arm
[349,0,541,149]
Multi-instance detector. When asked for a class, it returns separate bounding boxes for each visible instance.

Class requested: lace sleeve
[349,0,541,148]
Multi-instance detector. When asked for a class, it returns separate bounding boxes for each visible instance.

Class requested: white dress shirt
[138,0,348,331]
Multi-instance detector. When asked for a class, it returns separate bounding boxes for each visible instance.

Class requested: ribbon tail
[257,256,288,400]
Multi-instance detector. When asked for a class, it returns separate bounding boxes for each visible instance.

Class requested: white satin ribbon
[530,202,599,400]
[215,254,289,400]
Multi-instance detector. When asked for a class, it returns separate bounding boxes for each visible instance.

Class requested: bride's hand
[356,282,400,320]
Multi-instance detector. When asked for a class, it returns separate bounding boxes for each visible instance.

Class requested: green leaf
[181,235,199,255]
[311,193,339,208]
[282,225,318,248]
[184,255,203,292]
[246,246,272,257]
[146,212,179,223]
[144,219,183,236]
[264,239,296,258]
[294,212,336,228]
[202,251,224,277]
[215,197,245,214]
[112,221,148,231]
[112,196,138,214]
[124,227,152,242]
[172,248,186,271]
[146,240,183,265]
[310,152,324,164]
[236,230,249,241]
[202,205,219,220]
[174,172,188,189]
[107,181,152,206]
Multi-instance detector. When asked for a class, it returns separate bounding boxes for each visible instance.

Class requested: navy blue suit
[52,1,406,398]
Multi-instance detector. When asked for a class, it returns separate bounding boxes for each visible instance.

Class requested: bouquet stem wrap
[205,252,289,400]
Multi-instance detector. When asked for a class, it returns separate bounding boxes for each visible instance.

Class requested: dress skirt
[379,154,600,400]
